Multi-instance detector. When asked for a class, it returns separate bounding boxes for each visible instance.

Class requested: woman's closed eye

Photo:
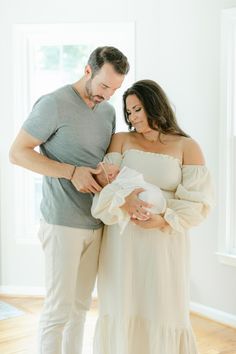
[127,107,142,115]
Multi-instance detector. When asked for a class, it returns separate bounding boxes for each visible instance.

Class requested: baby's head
[95,162,120,187]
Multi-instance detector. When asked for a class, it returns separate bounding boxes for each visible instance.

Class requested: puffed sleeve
[163,165,214,233]
[103,151,122,167]
[91,152,131,229]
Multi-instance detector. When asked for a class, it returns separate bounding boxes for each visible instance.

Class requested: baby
[94,161,120,187]
[92,162,166,233]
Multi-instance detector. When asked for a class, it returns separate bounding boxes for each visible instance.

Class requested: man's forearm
[9,147,74,179]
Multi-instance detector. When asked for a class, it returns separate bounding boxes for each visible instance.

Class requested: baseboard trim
[190,301,236,328]
[0,286,45,297]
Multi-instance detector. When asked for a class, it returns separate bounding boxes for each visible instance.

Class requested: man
[9,46,129,354]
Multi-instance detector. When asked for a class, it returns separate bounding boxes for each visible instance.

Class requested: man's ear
[85,64,92,79]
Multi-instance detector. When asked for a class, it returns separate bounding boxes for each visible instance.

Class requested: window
[217,9,236,266]
[13,23,135,242]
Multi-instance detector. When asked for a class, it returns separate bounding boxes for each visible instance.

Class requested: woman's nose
[129,113,137,122]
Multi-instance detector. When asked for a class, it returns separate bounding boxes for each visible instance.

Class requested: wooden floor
[0,295,236,354]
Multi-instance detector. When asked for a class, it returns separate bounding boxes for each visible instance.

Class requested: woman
[92,80,213,354]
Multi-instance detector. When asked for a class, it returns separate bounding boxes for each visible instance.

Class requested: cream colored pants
[38,221,102,354]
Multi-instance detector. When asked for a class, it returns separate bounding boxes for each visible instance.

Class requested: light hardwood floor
[0,295,235,354]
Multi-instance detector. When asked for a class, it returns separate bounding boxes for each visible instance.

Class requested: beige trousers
[38,221,102,354]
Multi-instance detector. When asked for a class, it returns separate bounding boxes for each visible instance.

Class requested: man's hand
[121,188,152,220]
[71,166,102,193]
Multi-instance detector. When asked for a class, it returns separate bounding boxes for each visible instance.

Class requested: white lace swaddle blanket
[92,166,166,234]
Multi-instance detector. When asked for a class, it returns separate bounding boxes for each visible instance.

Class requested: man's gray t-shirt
[22,85,116,229]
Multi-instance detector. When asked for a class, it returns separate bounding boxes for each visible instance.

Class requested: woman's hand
[132,213,168,230]
[121,188,152,220]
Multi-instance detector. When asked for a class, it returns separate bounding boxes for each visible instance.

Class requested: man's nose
[106,88,116,100]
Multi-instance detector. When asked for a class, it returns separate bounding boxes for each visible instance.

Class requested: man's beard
[85,79,104,104]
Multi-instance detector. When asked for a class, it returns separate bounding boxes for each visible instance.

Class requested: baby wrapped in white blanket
[92,163,166,233]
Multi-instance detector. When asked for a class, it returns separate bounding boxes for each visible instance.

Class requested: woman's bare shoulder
[107,132,131,153]
[182,137,205,165]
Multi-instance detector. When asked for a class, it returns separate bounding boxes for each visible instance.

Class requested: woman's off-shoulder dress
[92,149,214,354]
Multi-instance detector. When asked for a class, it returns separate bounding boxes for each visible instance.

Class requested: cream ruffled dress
[92,149,214,354]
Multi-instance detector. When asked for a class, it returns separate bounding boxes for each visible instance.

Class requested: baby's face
[104,163,120,182]
[96,162,120,186]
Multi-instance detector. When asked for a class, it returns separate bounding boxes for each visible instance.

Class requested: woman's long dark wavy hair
[123,80,189,139]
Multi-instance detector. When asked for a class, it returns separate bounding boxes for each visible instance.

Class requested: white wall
[0,0,235,322]
[224,0,236,8]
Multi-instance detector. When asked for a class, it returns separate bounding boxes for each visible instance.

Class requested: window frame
[217,8,236,266]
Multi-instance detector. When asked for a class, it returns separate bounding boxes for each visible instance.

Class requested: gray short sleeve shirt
[22,85,116,229]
